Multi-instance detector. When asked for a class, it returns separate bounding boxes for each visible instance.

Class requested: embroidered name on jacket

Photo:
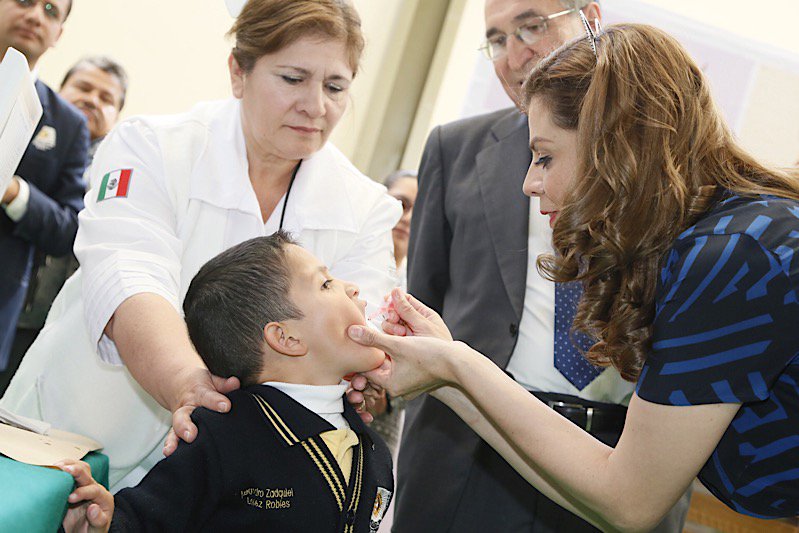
[240,486,295,509]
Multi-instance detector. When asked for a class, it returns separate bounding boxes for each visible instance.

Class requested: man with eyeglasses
[0,0,88,375]
[397,1,689,531]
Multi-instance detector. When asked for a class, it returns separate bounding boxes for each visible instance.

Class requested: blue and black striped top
[636,194,799,518]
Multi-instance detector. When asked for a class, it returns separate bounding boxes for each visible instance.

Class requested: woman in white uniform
[1,0,400,489]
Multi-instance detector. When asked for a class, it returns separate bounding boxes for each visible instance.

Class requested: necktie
[554,281,603,390]
[319,428,359,483]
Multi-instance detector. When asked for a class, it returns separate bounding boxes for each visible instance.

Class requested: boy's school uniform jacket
[110,384,394,532]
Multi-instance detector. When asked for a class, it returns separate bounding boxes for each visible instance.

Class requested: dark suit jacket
[111,385,394,532]
[397,108,531,530]
[0,80,88,368]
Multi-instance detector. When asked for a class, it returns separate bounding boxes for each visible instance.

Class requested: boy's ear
[264,322,307,357]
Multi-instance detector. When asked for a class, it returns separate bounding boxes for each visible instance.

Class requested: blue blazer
[0,80,88,369]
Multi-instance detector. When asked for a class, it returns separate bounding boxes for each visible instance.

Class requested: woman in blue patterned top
[345,23,799,530]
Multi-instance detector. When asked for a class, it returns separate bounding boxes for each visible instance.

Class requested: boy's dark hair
[183,231,303,386]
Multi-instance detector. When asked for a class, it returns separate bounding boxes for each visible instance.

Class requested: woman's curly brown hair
[523,23,799,382]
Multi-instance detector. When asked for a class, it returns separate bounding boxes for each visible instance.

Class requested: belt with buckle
[531,392,627,436]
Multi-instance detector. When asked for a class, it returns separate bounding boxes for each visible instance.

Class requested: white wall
[402,0,491,169]
[604,0,799,165]
[327,0,408,161]
[638,0,799,57]
[38,0,234,117]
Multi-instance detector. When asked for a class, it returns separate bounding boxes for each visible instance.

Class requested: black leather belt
[531,391,627,436]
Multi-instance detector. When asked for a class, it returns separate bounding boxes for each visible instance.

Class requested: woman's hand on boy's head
[56,459,113,533]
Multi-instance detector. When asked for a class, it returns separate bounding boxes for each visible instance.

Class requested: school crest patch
[370,486,392,532]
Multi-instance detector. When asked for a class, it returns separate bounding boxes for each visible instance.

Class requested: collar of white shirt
[263,380,350,429]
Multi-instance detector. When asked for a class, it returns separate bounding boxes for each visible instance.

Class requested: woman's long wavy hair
[524,23,799,381]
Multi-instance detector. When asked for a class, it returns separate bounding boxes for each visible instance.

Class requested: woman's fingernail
[218,402,228,412]
[184,430,191,441]
[349,325,363,339]
[89,506,98,519]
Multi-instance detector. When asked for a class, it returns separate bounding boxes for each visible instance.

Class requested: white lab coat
[1,99,400,488]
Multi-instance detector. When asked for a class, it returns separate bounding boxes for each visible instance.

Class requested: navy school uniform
[110,385,394,532]
[637,194,799,518]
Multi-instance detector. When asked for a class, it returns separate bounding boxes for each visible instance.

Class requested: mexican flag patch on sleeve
[97,168,133,201]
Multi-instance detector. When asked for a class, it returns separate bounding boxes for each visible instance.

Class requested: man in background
[0,55,128,394]
[396,0,689,531]
[59,55,127,159]
[0,0,88,387]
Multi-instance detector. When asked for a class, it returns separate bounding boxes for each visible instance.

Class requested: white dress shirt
[505,197,634,404]
[1,177,30,220]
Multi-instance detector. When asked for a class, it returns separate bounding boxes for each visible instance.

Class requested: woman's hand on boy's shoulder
[164,370,241,456]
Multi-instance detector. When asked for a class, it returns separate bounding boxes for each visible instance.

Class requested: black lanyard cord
[278,161,301,231]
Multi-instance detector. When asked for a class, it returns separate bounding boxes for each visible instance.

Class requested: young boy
[58,232,394,532]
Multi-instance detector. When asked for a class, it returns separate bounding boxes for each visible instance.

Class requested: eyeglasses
[479,8,577,61]
[13,0,63,21]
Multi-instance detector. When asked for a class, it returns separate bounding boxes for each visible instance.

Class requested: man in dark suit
[395,1,688,531]
[2,56,127,395]
[0,0,88,372]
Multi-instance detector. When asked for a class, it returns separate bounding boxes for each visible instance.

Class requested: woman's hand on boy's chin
[348,325,454,400]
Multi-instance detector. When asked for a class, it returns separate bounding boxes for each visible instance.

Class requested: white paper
[0,423,103,466]
[0,406,103,466]
[0,47,42,199]
[0,405,50,434]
